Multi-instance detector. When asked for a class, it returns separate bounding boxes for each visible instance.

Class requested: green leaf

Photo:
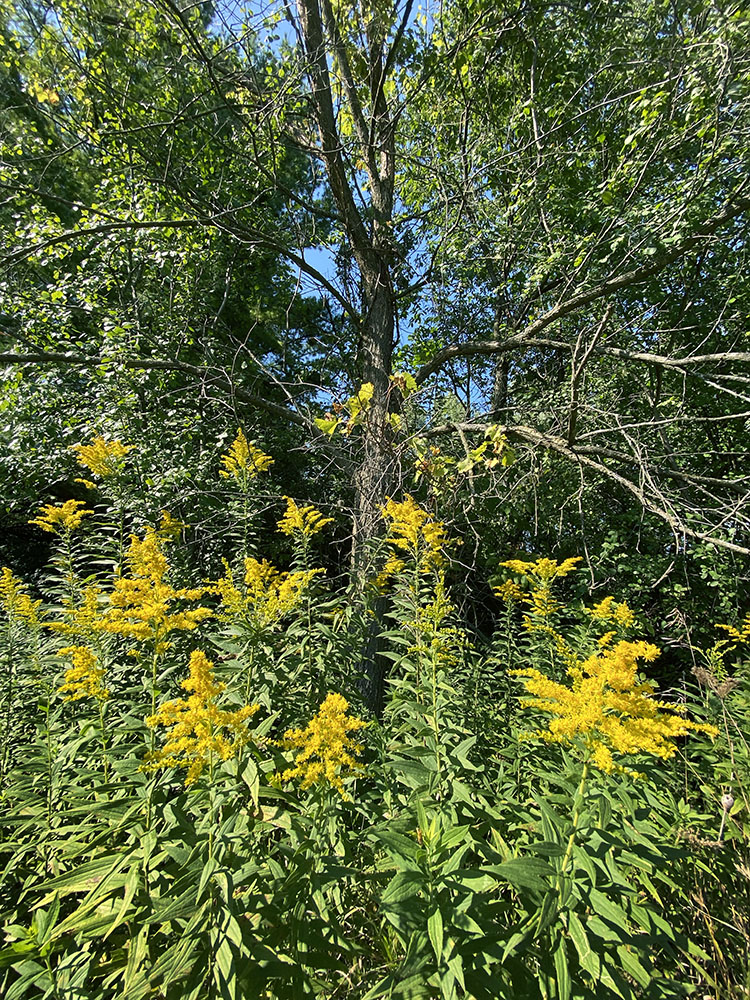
[427,905,444,962]
[381,871,426,904]
[566,912,600,978]
[587,889,631,933]
[314,416,340,437]
[486,858,553,892]
[616,945,650,988]
[553,936,571,1000]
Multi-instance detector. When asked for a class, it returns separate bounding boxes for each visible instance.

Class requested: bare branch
[423,420,750,556]
[415,193,750,383]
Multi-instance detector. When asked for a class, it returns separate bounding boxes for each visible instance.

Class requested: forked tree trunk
[294,0,399,711]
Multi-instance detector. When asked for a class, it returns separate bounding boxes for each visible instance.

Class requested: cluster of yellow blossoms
[513,639,718,773]
[215,558,320,630]
[277,496,333,538]
[58,645,109,702]
[586,596,636,630]
[219,429,274,484]
[46,529,211,650]
[381,496,448,578]
[105,530,212,644]
[716,612,750,644]
[73,436,131,480]
[29,499,93,534]
[501,556,582,583]
[282,693,366,796]
[496,559,637,654]
[48,584,103,639]
[145,650,259,785]
[0,567,42,626]
[497,556,582,627]
[494,579,524,604]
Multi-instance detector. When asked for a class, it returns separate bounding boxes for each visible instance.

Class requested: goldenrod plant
[219,428,274,559]
[1,450,747,1000]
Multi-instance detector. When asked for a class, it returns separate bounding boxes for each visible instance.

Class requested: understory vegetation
[0,433,748,1000]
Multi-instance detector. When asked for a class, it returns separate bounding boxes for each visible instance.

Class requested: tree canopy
[1,0,749,630]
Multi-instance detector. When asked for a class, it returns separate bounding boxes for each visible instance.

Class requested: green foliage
[0,443,747,999]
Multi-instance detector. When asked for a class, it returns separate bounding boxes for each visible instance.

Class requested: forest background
[1,0,749,643]
[1,0,750,997]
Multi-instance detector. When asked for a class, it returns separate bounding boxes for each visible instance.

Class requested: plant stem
[97,699,110,783]
[558,761,590,892]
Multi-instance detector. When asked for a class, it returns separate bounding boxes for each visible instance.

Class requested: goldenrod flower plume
[586,596,636,630]
[494,580,524,603]
[29,499,93,534]
[382,495,449,573]
[215,558,321,629]
[103,529,212,642]
[145,650,259,786]
[0,567,42,626]
[58,645,109,701]
[72,436,131,478]
[282,693,366,796]
[277,496,333,537]
[501,556,582,583]
[219,429,274,482]
[512,639,717,773]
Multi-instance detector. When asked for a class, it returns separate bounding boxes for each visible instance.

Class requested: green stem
[146,643,160,831]
[62,530,77,607]
[558,761,590,891]
[413,550,422,701]
[98,699,110,783]
[44,684,54,875]
[208,750,216,863]
[1,627,14,781]
[244,641,255,704]
[431,645,441,780]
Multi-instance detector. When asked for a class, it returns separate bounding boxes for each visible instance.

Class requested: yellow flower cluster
[72,436,131,478]
[219,429,274,482]
[500,556,581,628]
[524,587,561,621]
[586,596,636,630]
[0,567,42,626]
[277,496,333,538]
[409,581,462,669]
[145,650,259,785]
[716,612,750,644]
[501,556,582,582]
[29,499,93,534]
[105,529,212,643]
[47,584,102,638]
[382,495,448,574]
[374,552,407,591]
[157,510,188,541]
[494,580,524,603]
[282,692,366,796]
[513,639,718,773]
[215,558,320,629]
[58,645,109,701]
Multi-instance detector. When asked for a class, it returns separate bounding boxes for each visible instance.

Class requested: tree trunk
[351,259,396,714]
[351,258,395,575]
[294,0,399,710]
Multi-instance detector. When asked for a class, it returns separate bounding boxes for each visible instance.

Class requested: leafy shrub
[0,433,747,999]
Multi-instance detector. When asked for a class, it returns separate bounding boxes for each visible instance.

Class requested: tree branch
[415,193,750,383]
[422,420,750,556]
[0,351,308,427]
